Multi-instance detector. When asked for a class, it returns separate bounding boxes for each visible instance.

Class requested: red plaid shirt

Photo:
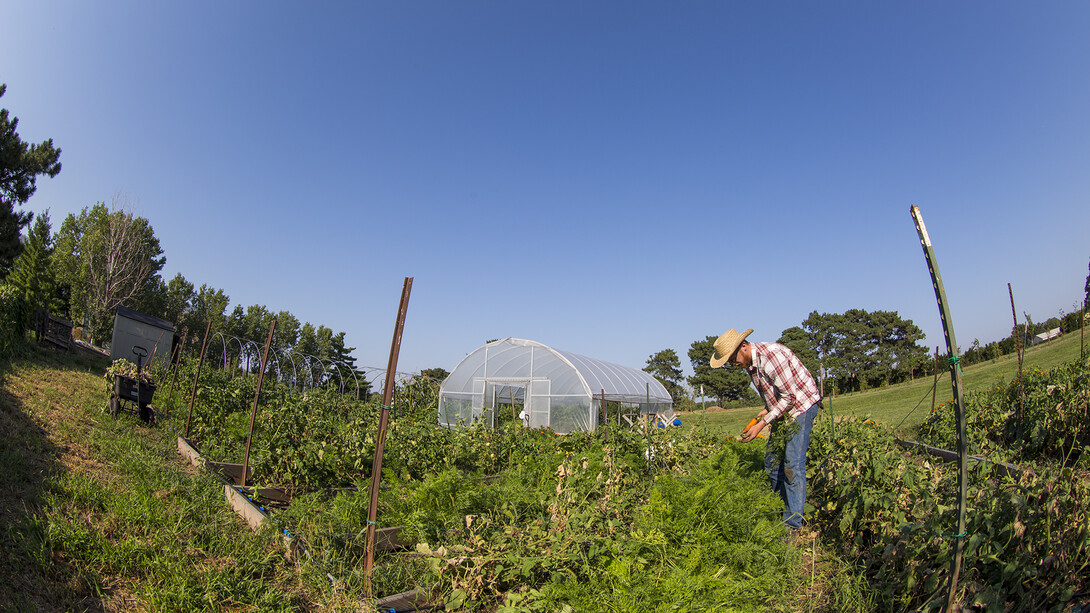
[747,342,821,425]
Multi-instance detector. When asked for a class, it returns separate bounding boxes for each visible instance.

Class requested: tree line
[0,83,365,387]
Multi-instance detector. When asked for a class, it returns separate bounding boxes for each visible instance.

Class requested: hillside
[0,347,338,612]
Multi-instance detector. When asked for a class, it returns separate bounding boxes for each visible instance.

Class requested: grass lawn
[680,330,1086,439]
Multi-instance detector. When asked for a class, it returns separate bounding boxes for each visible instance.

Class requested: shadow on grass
[0,349,108,613]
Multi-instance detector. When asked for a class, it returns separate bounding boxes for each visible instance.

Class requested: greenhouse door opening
[483,381,522,428]
[479,379,550,429]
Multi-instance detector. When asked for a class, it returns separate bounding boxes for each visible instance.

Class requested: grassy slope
[0,346,349,612]
[684,331,1086,439]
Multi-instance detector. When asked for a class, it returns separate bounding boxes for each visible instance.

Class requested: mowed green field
[680,330,1087,439]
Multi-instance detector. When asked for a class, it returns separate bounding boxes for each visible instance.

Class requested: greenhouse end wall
[437,338,672,435]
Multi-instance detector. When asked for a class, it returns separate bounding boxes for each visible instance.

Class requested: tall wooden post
[240,319,277,488]
[364,278,413,595]
[185,321,212,439]
[167,332,188,402]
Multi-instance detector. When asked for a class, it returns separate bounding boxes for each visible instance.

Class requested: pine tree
[0,84,62,274]
[7,210,54,312]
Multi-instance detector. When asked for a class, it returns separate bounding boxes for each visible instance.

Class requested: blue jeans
[764,401,821,529]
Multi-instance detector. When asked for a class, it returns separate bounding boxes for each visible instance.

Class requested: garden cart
[108,345,157,424]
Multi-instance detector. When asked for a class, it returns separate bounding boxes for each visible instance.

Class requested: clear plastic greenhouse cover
[438,338,673,434]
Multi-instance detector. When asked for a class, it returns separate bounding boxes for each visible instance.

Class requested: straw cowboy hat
[710,328,753,368]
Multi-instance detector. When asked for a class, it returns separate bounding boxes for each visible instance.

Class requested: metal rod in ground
[167,332,188,402]
[702,384,706,429]
[600,389,606,436]
[1009,283,1024,438]
[931,346,939,415]
[240,319,277,488]
[364,277,413,596]
[645,382,652,477]
[185,321,213,439]
[911,205,969,613]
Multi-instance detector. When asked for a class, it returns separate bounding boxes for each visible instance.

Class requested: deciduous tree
[162,273,195,329]
[420,367,450,382]
[85,204,164,341]
[644,348,685,403]
[187,283,230,340]
[803,309,927,392]
[51,200,164,342]
[273,310,300,350]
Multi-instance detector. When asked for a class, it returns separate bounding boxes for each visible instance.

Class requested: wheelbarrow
[109,345,157,424]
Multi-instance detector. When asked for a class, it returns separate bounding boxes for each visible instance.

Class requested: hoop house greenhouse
[438,338,673,434]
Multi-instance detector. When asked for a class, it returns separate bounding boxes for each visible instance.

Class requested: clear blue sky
[3,2,1088,380]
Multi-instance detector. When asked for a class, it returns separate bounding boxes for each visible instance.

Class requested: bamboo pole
[185,321,213,439]
[240,319,277,488]
[364,277,413,596]
[911,206,968,612]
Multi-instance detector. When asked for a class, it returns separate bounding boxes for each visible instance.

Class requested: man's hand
[741,417,766,443]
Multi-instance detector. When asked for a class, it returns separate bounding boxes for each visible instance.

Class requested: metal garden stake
[1009,284,1025,437]
[911,205,968,612]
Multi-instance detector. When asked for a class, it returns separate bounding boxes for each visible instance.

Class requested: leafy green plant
[161,359,874,609]
[918,356,1090,466]
[104,357,152,383]
[766,416,801,461]
[809,412,1090,611]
